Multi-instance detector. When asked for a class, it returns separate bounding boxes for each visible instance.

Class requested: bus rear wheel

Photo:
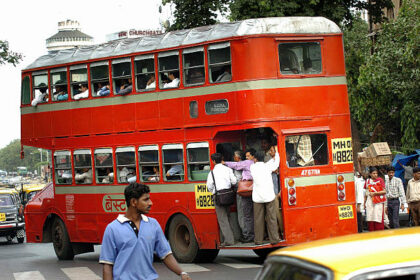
[168,214,200,263]
[52,218,74,260]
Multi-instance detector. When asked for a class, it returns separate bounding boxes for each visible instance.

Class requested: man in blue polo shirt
[100,183,191,280]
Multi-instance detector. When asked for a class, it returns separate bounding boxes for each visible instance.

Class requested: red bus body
[22,17,357,261]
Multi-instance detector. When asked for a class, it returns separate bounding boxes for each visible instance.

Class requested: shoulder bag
[212,170,235,206]
[237,180,253,197]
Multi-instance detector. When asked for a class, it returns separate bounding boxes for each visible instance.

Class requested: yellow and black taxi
[0,188,25,243]
[21,184,46,205]
[255,227,420,280]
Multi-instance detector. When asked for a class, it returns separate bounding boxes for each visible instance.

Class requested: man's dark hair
[246,148,256,157]
[387,166,395,172]
[124,183,150,206]
[413,167,420,173]
[255,151,265,162]
[211,153,223,164]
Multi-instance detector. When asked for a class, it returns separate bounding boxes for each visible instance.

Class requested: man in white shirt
[163,72,180,89]
[74,84,89,100]
[207,153,237,246]
[354,172,365,232]
[250,147,280,245]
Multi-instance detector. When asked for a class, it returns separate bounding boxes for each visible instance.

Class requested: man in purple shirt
[223,149,255,243]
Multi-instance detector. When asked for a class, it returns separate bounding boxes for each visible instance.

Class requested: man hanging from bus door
[100,183,191,280]
[223,149,255,243]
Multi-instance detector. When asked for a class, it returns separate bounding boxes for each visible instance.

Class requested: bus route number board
[332,137,353,165]
[338,205,354,220]
[195,184,215,209]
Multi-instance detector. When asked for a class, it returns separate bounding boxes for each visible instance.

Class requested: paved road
[0,238,264,280]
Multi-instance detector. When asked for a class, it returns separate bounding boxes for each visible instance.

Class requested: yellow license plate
[0,213,5,222]
[338,205,354,220]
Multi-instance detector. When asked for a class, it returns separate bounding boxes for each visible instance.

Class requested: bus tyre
[253,248,276,259]
[52,218,74,260]
[168,215,199,263]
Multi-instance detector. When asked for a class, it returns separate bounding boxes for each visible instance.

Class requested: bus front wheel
[52,218,74,260]
[168,214,200,263]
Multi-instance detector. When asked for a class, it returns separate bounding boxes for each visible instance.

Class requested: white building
[46,20,94,51]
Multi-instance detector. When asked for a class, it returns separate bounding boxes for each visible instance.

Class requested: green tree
[0,139,48,173]
[355,0,420,151]
[162,0,229,31]
[229,0,393,27]
[0,40,22,66]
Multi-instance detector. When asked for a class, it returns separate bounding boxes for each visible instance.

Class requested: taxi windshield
[0,194,14,207]
[27,191,38,202]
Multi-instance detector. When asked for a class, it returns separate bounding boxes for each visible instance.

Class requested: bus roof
[25,17,340,70]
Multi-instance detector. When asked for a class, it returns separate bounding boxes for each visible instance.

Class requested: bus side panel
[158,99,184,130]
[33,111,52,138]
[21,113,34,140]
[323,36,346,75]
[74,194,101,243]
[90,106,113,135]
[113,102,135,133]
[71,107,92,136]
[135,101,159,131]
[52,109,72,137]
[283,204,357,244]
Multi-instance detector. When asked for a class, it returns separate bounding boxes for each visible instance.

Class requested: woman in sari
[364,167,387,231]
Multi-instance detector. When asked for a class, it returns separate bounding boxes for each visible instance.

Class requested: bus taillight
[287,178,296,206]
[337,174,346,201]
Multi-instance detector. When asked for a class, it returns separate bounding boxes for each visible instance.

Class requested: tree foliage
[354,0,420,151]
[0,139,48,173]
[0,40,22,66]
[162,0,229,31]
[229,0,393,26]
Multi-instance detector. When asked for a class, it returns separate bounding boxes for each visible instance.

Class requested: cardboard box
[366,142,391,157]
[360,155,392,166]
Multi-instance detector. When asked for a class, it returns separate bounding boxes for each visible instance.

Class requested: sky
[0,0,170,149]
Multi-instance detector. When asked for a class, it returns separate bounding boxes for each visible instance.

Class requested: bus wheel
[52,218,74,260]
[168,215,199,263]
[253,248,276,259]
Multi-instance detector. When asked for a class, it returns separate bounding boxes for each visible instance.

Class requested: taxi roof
[0,188,18,194]
[270,227,420,275]
[23,184,46,192]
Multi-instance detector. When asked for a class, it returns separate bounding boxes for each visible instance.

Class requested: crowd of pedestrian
[355,161,420,232]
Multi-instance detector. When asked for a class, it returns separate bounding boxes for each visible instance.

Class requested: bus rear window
[279,42,322,75]
[21,76,31,105]
[285,134,328,167]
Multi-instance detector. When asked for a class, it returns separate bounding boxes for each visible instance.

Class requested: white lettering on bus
[301,169,320,176]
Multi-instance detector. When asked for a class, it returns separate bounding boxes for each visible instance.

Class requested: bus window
[50,68,68,102]
[21,76,31,105]
[135,54,155,91]
[116,147,137,183]
[183,47,205,86]
[189,101,198,118]
[162,144,184,181]
[279,42,322,75]
[138,145,159,183]
[208,42,231,83]
[90,61,110,97]
[94,148,114,184]
[70,65,88,100]
[74,149,92,184]
[285,134,328,167]
[32,72,49,106]
[112,58,132,95]
[158,51,180,89]
[54,150,72,185]
[187,142,210,181]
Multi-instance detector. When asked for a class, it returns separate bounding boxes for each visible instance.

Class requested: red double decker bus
[22,17,356,262]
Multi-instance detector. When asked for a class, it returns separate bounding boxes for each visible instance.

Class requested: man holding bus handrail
[100,183,191,280]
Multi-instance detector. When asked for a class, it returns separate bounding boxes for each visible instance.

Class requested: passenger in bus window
[118,78,132,95]
[97,82,110,96]
[143,166,159,182]
[146,75,156,90]
[74,84,89,100]
[118,166,136,183]
[163,72,179,88]
[187,68,205,85]
[102,168,114,184]
[31,83,48,107]
[75,168,92,184]
[215,65,231,83]
[166,164,183,179]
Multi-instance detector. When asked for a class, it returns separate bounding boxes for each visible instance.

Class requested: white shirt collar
[117,214,149,223]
